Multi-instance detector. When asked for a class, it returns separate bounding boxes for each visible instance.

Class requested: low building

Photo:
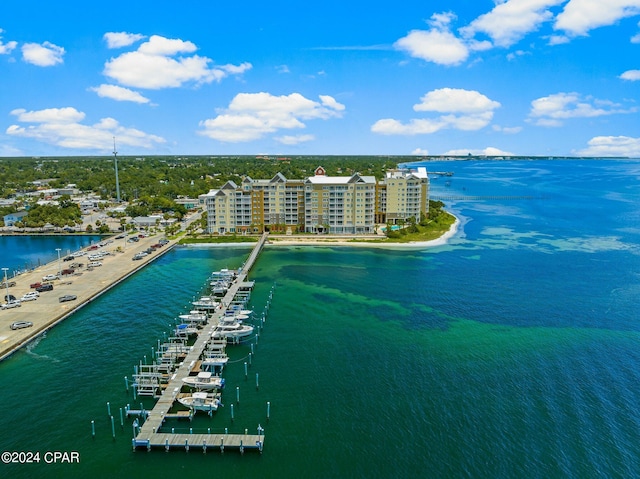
[132,215,164,228]
[3,211,28,226]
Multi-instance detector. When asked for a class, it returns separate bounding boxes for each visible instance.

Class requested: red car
[30,282,42,289]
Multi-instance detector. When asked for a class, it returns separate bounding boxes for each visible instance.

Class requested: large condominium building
[199,166,428,235]
[376,167,429,224]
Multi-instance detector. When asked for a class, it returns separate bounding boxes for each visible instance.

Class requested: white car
[1,301,22,310]
[87,261,102,267]
[42,274,59,281]
[20,294,38,302]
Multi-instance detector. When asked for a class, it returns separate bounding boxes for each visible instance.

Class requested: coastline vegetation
[381,200,455,243]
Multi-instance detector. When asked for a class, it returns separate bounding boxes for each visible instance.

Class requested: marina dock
[132,233,269,453]
[0,233,179,361]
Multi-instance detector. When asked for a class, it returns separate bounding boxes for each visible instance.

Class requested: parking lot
[0,233,176,360]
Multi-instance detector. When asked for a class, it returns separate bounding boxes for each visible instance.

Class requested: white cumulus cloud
[89,84,152,104]
[555,0,640,37]
[103,35,251,89]
[21,41,65,66]
[575,135,640,157]
[372,88,500,136]
[394,13,469,65]
[461,0,564,48]
[411,148,430,155]
[529,92,636,126]
[6,107,165,150]
[104,32,146,48]
[198,92,345,143]
[444,147,515,156]
[620,69,640,80]
[274,134,315,145]
[0,28,17,54]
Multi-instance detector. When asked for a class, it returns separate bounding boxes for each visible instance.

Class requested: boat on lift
[177,391,221,414]
[181,371,225,390]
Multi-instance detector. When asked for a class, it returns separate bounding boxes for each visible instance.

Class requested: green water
[2,158,640,478]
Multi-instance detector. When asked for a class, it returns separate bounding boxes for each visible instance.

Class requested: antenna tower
[113,137,121,202]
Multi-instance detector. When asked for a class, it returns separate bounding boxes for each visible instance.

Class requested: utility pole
[113,137,121,203]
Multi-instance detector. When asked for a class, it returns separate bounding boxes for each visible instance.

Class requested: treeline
[19,202,82,228]
[0,156,402,200]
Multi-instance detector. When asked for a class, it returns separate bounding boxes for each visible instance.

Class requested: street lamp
[2,268,8,302]
[55,248,62,276]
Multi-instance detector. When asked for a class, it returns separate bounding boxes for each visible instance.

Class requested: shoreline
[183,216,460,250]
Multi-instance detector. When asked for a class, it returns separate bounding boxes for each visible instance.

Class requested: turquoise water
[1,158,639,478]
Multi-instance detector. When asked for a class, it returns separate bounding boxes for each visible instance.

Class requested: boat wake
[25,333,61,363]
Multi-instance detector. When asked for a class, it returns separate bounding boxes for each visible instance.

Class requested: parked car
[10,321,33,329]
[1,280,17,288]
[20,292,38,302]
[36,284,54,292]
[61,268,75,276]
[30,282,42,289]
[87,261,102,268]
[4,294,17,302]
[58,294,77,303]
[1,301,22,310]
[63,255,74,261]
[42,274,59,281]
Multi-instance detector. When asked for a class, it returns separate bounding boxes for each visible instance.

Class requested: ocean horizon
[1,157,639,478]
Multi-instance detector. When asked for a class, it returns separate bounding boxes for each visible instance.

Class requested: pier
[0,233,180,361]
[431,195,547,201]
[132,233,269,453]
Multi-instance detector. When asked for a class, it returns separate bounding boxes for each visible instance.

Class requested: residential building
[304,166,376,234]
[3,211,28,226]
[377,167,429,224]
[200,166,428,235]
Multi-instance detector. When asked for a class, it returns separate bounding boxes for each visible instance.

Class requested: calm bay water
[0,235,103,277]
[1,158,639,478]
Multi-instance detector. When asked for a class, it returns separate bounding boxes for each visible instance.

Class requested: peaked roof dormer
[314,166,326,176]
[270,172,287,183]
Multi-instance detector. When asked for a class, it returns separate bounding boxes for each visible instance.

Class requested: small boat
[210,281,230,295]
[209,268,236,281]
[181,371,225,390]
[179,310,208,323]
[177,391,221,413]
[175,323,198,337]
[192,296,220,311]
[212,316,254,340]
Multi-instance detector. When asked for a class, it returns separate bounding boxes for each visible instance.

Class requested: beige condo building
[199,166,429,235]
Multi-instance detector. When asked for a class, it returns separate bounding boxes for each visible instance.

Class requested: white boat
[179,310,208,324]
[175,323,199,337]
[181,371,225,390]
[223,313,249,322]
[210,281,230,295]
[209,269,236,281]
[192,296,220,311]
[212,316,254,340]
[177,392,221,413]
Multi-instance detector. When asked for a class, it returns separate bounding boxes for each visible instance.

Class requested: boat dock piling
[130,233,269,453]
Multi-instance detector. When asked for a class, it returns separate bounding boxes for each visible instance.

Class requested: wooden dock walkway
[133,233,268,452]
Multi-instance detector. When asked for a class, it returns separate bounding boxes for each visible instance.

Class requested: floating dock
[132,233,269,453]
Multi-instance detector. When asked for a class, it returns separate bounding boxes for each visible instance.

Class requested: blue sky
[1,0,639,157]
